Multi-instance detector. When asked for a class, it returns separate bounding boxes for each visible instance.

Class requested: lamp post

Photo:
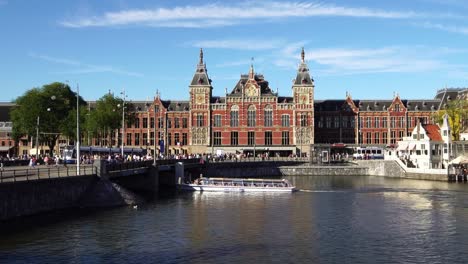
[153,104,157,166]
[119,89,126,158]
[35,96,56,159]
[76,85,80,176]
[35,116,39,159]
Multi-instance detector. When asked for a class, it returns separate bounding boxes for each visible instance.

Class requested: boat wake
[299,189,347,193]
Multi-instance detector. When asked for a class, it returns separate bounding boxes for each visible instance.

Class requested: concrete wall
[0,176,140,221]
[204,162,368,178]
[279,166,368,176]
[356,160,448,181]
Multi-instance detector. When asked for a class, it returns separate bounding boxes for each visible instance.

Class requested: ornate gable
[389,94,406,112]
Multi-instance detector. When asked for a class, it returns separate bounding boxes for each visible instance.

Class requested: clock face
[246,85,257,97]
[195,94,205,104]
[298,93,309,104]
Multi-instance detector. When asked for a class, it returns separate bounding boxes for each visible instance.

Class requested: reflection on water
[2,175,468,263]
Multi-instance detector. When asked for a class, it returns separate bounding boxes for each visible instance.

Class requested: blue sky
[1,0,468,102]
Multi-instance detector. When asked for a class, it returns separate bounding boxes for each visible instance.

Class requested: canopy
[449,156,468,165]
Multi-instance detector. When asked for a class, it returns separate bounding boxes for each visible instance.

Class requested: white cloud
[271,44,466,75]
[29,52,143,77]
[418,21,468,35]
[60,1,441,28]
[192,39,284,51]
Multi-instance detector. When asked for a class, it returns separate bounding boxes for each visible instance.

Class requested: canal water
[2,175,468,263]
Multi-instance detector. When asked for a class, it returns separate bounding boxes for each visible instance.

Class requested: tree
[433,98,468,141]
[11,82,86,157]
[85,93,135,147]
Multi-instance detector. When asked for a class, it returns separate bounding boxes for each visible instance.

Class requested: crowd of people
[0,151,312,170]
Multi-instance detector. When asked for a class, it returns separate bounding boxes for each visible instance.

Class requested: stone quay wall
[204,162,368,178]
[356,160,448,181]
[0,176,138,221]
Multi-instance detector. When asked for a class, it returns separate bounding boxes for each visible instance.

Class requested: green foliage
[433,99,468,141]
[11,82,86,155]
[86,93,124,146]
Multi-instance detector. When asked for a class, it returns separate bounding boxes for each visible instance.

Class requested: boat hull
[178,184,297,193]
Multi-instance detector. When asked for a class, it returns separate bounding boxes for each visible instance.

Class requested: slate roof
[0,103,14,121]
[161,100,190,112]
[435,88,468,110]
[293,62,314,86]
[278,96,294,104]
[190,49,212,87]
[405,100,439,111]
[357,100,392,112]
[229,74,275,96]
[315,100,346,111]
[211,96,226,104]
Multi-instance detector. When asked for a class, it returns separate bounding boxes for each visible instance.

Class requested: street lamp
[76,85,80,176]
[118,89,126,158]
[35,96,55,159]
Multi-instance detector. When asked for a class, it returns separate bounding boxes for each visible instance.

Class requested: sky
[1,0,468,102]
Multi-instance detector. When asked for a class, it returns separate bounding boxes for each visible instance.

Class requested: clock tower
[293,48,315,154]
[189,48,212,150]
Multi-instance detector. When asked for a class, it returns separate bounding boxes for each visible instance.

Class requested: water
[2,176,468,263]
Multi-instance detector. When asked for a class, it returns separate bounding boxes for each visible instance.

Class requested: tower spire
[249,57,255,79]
[301,47,305,63]
[199,48,204,64]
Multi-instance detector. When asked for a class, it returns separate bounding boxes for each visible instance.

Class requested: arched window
[300,113,308,127]
[264,105,273,127]
[230,105,239,127]
[247,105,256,127]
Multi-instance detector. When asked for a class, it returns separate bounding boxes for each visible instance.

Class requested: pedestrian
[29,156,36,168]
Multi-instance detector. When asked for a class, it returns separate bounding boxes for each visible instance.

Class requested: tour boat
[177,177,297,192]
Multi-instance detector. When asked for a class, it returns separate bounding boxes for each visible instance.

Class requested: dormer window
[395,104,400,112]
[198,77,204,84]
[301,78,307,84]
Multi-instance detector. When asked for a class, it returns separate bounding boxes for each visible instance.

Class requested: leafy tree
[433,98,468,141]
[85,93,135,147]
[11,82,86,156]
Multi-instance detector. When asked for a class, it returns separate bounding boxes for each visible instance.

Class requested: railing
[106,160,154,172]
[0,165,97,183]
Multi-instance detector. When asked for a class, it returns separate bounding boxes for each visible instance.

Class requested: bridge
[0,157,308,221]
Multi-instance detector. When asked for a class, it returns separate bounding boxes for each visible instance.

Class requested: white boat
[177,177,297,192]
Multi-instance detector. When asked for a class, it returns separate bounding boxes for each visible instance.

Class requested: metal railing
[0,165,97,183]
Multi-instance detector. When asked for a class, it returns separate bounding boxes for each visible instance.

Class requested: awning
[0,146,13,152]
[397,142,408,151]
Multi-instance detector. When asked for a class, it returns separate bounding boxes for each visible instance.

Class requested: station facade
[0,49,466,157]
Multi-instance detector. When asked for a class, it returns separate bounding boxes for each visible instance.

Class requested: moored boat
[177,177,297,192]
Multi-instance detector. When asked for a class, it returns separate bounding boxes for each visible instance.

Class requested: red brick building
[120,48,315,157]
[0,47,465,158]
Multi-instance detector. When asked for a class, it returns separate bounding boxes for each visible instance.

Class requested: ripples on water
[1,176,468,263]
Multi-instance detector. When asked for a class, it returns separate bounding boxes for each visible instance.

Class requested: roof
[435,88,468,110]
[293,62,314,86]
[357,100,393,112]
[406,100,439,111]
[190,49,212,87]
[422,124,442,141]
[229,73,275,96]
[0,103,14,121]
[161,100,190,112]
